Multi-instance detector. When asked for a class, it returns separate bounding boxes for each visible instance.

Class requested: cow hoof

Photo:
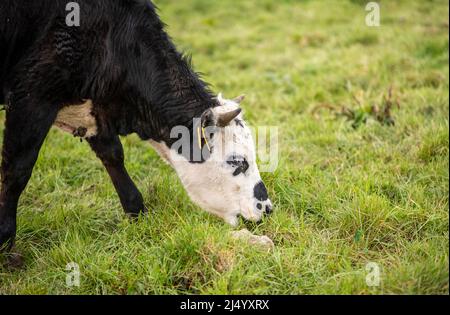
[2,251,24,270]
[0,226,15,253]
[126,206,149,221]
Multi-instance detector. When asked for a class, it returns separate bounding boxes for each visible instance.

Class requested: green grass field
[0,0,448,294]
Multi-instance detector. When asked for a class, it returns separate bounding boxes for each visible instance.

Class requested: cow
[0,0,273,256]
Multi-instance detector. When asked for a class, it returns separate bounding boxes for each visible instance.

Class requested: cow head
[150,94,273,226]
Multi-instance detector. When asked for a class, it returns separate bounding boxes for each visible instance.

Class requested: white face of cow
[149,94,273,226]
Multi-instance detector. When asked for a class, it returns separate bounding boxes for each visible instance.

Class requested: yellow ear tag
[202,127,211,152]
[197,126,211,152]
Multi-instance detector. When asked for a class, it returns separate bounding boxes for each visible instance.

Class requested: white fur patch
[148,96,271,226]
[54,100,97,138]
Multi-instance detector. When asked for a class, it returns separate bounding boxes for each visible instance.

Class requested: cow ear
[233,95,246,104]
[218,93,246,105]
[201,108,216,128]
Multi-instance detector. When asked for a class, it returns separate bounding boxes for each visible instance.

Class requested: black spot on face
[235,119,244,128]
[226,154,249,176]
[254,181,268,201]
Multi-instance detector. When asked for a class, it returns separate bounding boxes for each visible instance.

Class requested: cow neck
[134,43,217,145]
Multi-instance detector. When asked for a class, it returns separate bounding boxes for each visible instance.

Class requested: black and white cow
[0,0,272,253]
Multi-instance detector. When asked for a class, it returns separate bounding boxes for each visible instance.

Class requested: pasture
[0,0,448,294]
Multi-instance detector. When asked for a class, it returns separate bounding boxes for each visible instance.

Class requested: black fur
[253,181,269,202]
[227,154,249,176]
[0,0,218,251]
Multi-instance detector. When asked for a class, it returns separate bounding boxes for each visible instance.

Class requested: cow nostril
[256,203,262,210]
[265,204,273,215]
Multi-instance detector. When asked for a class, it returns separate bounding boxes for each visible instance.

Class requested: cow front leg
[87,135,147,218]
[0,99,58,253]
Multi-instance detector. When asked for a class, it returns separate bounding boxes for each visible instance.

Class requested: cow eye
[226,154,249,176]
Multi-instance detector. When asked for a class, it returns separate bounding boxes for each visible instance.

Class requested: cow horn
[217,93,226,105]
[217,108,242,127]
[233,95,246,104]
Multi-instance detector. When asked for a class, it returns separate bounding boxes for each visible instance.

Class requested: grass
[0,0,448,294]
